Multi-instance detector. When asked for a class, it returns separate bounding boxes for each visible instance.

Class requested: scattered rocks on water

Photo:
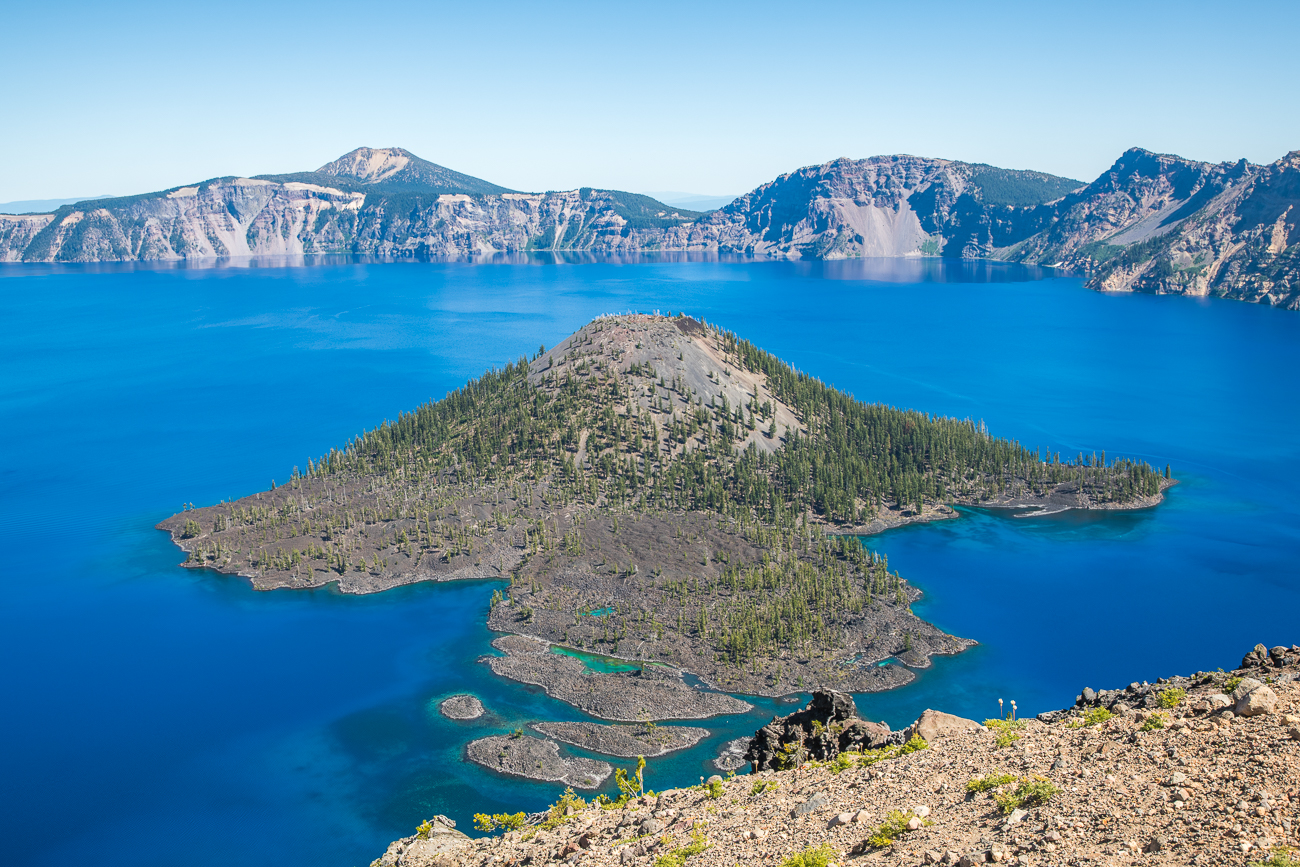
[483,635,751,721]
[531,721,708,758]
[465,733,611,789]
[439,694,485,720]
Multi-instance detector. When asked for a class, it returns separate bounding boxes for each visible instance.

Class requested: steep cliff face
[0,214,53,261]
[1010,149,1300,309]
[670,155,1081,260]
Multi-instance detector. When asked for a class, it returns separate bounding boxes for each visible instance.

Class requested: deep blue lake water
[1,257,1297,867]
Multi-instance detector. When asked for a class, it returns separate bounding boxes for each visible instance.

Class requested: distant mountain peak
[317,147,415,183]
[308,146,513,196]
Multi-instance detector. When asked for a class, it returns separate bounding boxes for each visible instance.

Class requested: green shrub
[533,788,587,832]
[983,718,1024,748]
[1224,676,1243,693]
[1069,707,1113,728]
[750,779,778,796]
[615,756,646,800]
[473,811,526,833]
[1140,713,1168,732]
[865,810,927,848]
[1250,848,1300,867]
[415,819,434,839]
[1157,687,1186,708]
[705,778,724,799]
[654,831,710,867]
[993,776,1059,814]
[966,772,1017,793]
[779,843,837,867]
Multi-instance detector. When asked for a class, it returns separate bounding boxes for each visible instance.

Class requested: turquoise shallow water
[1,256,1298,867]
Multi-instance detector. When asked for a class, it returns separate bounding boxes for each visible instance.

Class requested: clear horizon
[3,0,1297,202]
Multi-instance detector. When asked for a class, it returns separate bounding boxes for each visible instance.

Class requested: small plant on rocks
[983,717,1025,748]
[705,778,725,799]
[654,830,710,867]
[1140,713,1168,732]
[532,788,588,833]
[865,810,928,848]
[1158,687,1186,708]
[1250,848,1300,867]
[993,776,1060,814]
[966,772,1018,794]
[415,819,434,839]
[1224,675,1243,693]
[473,811,526,833]
[779,843,838,867]
[750,779,778,796]
[827,752,856,775]
[1070,707,1114,728]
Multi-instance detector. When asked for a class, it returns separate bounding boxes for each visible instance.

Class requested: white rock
[906,816,923,831]
[913,804,931,818]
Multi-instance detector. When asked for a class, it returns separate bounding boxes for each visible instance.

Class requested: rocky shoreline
[377,642,1300,867]
[465,734,612,790]
[530,722,708,759]
[482,635,752,722]
[440,695,486,720]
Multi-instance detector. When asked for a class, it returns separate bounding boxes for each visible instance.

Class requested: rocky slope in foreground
[374,644,1300,867]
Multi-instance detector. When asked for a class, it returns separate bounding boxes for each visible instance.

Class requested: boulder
[841,718,895,750]
[905,709,984,742]
[1232,679,1278,717]
[744,689,902,771]
[1241,643,1270,668]
[370,816,470,867]
[792,792,830,817]
[811,689,859,721]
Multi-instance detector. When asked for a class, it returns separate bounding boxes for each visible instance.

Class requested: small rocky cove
[376,643,1300,867]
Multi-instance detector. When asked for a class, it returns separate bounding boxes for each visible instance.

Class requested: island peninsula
[159,314,1173,700]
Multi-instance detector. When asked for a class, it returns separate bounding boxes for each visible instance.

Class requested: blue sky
[3,0,1297,201]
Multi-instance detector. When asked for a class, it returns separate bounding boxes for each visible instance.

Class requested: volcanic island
[159,314,1173,776]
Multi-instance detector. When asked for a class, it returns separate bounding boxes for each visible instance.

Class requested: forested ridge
[314,317,1168,528]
